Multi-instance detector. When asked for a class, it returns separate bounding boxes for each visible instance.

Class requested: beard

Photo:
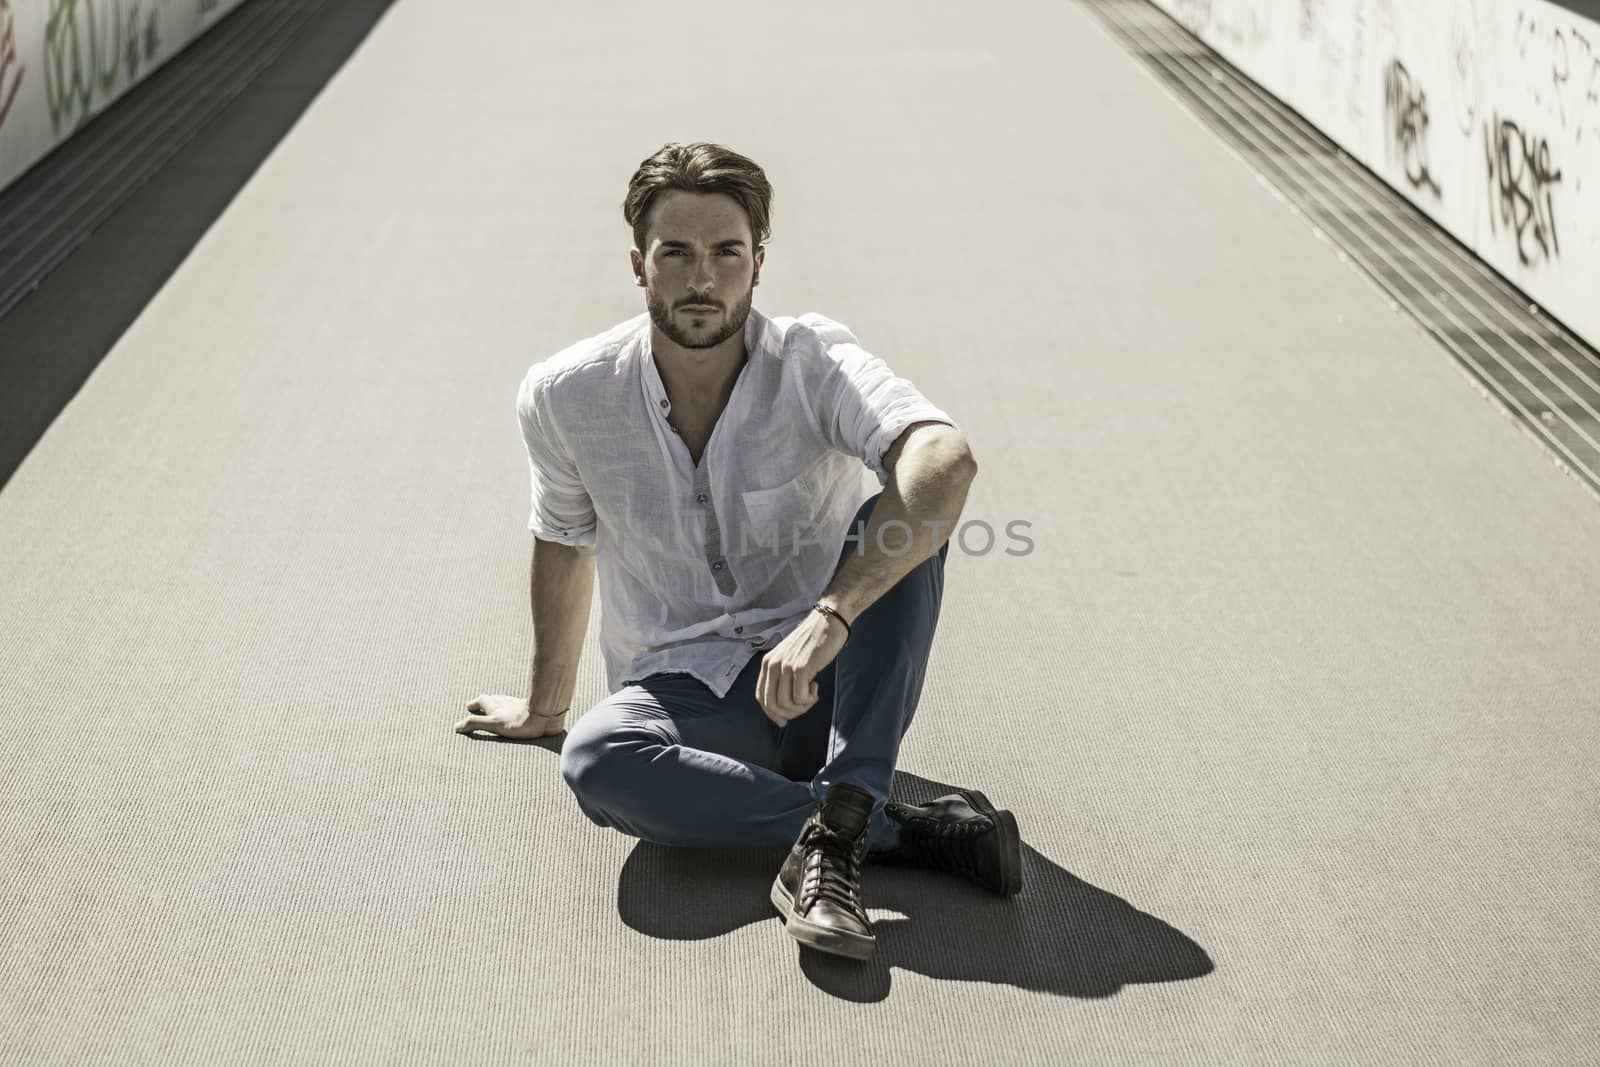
[645,283,754,350]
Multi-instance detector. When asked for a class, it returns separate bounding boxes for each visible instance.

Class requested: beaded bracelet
[812,602,852,641]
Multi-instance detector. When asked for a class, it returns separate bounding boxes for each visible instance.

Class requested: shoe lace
[903,812,990,886]
[799,824,869,924]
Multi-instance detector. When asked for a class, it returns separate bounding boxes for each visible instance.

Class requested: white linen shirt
[516,306,957,699]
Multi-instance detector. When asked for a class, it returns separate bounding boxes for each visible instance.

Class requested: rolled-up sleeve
[797,313,959,484]
[516,365,597,548]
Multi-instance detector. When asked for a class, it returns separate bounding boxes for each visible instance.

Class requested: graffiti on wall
[0,0,22,130]
[1484,113,1562,266]
[1345,0,1369,125]
[122,3,161,82]
[1512,7,1600,146]
[1383,59,1444,198]
[3,0,246,197]
[1297,0,1321,40]
[1449,0,1481,137]
[1150,0,1598,345]
[43,0,124,136]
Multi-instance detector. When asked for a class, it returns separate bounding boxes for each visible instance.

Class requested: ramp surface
[1,1,1597,1063]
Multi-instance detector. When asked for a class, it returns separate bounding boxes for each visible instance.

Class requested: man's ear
[753,246,764,286]
[630,247,645,287]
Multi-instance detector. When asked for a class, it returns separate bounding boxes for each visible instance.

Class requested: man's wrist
[812,600,853,640]
[526,683,572,719]
[814,595,857,626]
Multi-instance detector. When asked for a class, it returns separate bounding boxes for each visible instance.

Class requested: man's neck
[651,326,748,408]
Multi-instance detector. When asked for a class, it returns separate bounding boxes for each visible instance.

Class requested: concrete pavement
[1,1,1597,1062]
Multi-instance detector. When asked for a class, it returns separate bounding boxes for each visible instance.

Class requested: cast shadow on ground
[614,769,1215,1002]
[461,735,1214,1002]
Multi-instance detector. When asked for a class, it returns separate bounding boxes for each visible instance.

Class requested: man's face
[633,190,763,351]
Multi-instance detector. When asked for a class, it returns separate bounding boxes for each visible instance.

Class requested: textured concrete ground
[1,0,1597,1063]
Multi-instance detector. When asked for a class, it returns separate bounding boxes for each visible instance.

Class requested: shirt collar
[640,306,770,419]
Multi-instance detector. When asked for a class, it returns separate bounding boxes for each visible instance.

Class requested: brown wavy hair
[622,142,774,254]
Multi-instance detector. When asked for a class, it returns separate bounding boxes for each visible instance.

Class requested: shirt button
[659,399,668,408]
[734,625,744,634]
[696,493,707,503]
[711,560,724,572]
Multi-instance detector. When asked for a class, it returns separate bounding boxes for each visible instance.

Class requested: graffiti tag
[124,3,141,79]
[1440,0,1481,137]
[1513,8,1600,144]
[1346,0,1368,124]
[1297,0,1315,39]
[1484,114,1562,267]
[44,0,125,135]
[143,5,159,60]
[122,3,160,80]
[0,0,22,131]
[1382,59,1443,199]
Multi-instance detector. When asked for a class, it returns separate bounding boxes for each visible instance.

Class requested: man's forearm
[818,436,977,624]
[527,536,596,716]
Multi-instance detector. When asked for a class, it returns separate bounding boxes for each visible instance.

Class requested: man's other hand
[756,610,847,727]
[455,693,566,738]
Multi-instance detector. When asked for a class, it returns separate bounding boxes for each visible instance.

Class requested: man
[456,142,1022,961]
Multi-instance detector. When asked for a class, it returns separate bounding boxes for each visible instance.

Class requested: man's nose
[689,255,715,291]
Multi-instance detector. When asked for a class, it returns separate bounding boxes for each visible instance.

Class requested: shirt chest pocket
[738,468,817,555]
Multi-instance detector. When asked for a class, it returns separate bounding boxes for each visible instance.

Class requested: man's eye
[719,249,740,256]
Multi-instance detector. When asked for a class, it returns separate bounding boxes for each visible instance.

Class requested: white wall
[0,0,252,194]
[1149,0,1600,347]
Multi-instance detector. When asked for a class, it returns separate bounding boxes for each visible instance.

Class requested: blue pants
[560,491,948,855]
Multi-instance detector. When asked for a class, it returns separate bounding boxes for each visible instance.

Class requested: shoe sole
[958,789,1024,897]
[769,875,876,960]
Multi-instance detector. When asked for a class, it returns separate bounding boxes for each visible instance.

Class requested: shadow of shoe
[614,769,1215,1000]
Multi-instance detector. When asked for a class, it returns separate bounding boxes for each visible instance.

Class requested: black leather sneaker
[881,788,1023,896]
[769,783,876,960]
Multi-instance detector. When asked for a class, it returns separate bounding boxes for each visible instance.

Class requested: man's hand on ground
[455,693,566,738]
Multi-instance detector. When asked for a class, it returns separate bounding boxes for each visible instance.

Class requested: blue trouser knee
[559,491,948,853]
